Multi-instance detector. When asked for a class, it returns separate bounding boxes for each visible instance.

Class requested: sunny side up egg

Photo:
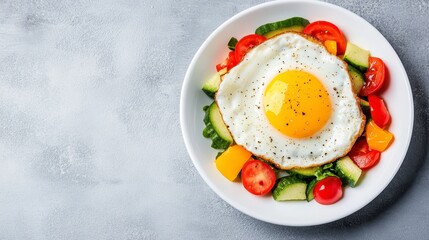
[215,32,365,169]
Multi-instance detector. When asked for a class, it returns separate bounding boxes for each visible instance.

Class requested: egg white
[216,32,365,169]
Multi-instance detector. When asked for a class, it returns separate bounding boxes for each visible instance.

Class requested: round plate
[180,0,413,226]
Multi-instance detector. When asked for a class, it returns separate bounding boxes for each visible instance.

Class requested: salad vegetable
[234,34,267,63]
[368,94,391,128]
[216,51,236,72]
[215,145,252,181]
[365,120,394,152]
[255,16,310,38]
[227,37,238,50]
[348,138,380,170]
[273,176,307,201]
[313,176,343,205]
[344,42,370,72]
[241,159,276,195]
[324,40,337,55]
[360,57,386,96]
[303,21,347,54]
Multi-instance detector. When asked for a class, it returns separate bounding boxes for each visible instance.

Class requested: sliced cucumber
[348,65,365,94]
[306,178,317,202]
[287,167,319,178]
[255,17,310,38]
[359,98,371,120]
[202,72,223,98]
[263,25,307,38]
[335,156,362,187]
[227,37,238,50]
[344,42,370,72]
[202,102,233,149]
[272,176,307,201]
[360,98,370,108]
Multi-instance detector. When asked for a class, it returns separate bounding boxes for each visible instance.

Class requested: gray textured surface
[0,0,428,239]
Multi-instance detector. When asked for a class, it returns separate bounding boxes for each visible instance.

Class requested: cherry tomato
[360,57,386,96]
[348,138,381,170]
[234,34,267,63]
[368,94,391,128]
[241,159,276,195]
[303,21,347,55]
[313,176,343,205]
[216,51,237,72]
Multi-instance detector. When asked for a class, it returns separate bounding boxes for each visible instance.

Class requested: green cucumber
[348,65,365,94]
[360,98,370,108]
[202,71,225,98]
[227,37,238,50]
[287,167,319,178]
[202,102,233,149]
[306,178,317,202]
[335,156,362,187]
[263,25,307,38]
[315,164,338,181]
[344,42,370,72]
[272,176,307,201]
[360,98,371,120]
[255,17,310,38]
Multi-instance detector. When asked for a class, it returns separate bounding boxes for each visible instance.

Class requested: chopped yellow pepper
[324,40,337,55]
[366,120,394,152]
[215,145,252,181]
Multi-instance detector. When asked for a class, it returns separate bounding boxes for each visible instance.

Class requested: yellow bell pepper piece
[324,40,337,55]
[215,145,252,181]
[366,120,394,152]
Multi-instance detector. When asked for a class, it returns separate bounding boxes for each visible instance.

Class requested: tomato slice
[368,94,391,128]
[303,21,347,55]
[313,176,343,205]
[348,138,381,170]
[216,51,237,72]
[235,34,267,63]
[241,159,276,195]
[360,57,386,96]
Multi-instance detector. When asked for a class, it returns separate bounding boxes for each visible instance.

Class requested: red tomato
[303,21,347,55]
[313,176,343,205]
[348,138,381,170]
[360,57,386,96]
[368,94,391,128]
[235,34,267,63]
[241,159,276,195]
[216,51,237,72]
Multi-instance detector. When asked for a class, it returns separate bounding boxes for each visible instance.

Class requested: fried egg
[216,32,365,169]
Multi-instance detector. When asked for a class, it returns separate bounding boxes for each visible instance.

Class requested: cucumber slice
[272,176,307,201]
[255,17,310,38]
[263,25,306,38]
[348,65,365,94]
[202,72,223,98]
[344,42,370,72]
[359,98,371,120]
[306,178,317,202]
[202,102,233,149]
[335,156,362,187]
[287,167,319,178]
[227,37,238,50]
[360,98,370,108]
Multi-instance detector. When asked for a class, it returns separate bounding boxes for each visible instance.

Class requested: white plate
[180,0,413,226]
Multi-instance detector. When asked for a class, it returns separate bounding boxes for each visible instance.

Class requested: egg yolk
[263,70,332,138]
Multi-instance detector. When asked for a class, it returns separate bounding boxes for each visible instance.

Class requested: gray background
[0,0,428,239]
